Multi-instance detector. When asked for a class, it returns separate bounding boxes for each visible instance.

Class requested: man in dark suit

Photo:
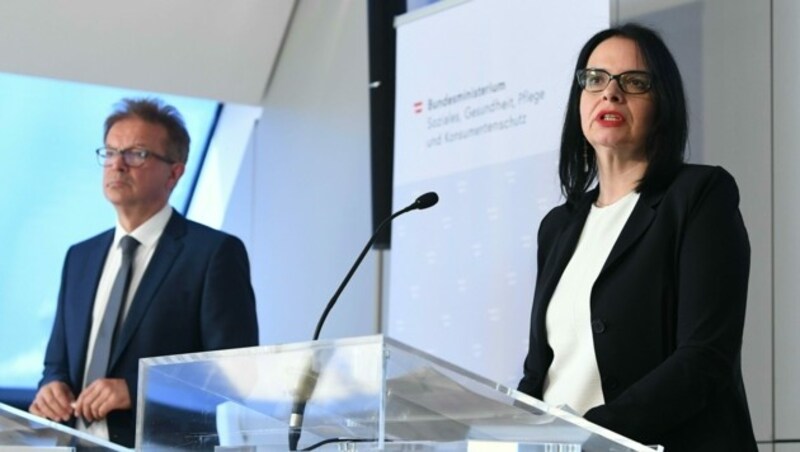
[29,98,259,447]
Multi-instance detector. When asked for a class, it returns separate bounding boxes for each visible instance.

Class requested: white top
[79,203,173,440]
[542,191,639,415]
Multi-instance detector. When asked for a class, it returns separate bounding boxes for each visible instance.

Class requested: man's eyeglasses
[576,68,653,94]
[96,147,175,167]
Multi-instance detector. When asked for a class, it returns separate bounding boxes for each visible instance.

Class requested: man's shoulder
[168,213,244,247]
[70,228,114,251]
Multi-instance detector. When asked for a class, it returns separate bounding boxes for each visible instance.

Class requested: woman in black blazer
[517,24,757,451]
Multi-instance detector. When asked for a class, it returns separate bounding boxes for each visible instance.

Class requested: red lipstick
[595,110,625,127]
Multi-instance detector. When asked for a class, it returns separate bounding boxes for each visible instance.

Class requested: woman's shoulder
[659,163,741,212]
[671,163,738,187]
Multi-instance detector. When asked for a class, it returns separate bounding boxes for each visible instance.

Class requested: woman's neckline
[593,190,638,209]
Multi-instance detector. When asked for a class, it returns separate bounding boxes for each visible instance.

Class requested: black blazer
[40,210,259,447]
[518,165,757,451]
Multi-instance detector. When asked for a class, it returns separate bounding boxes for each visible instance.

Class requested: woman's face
[580,37,655,159]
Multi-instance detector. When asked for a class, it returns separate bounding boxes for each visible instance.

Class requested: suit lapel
[73,231,114,383]
[535,193,595,311]
[600,188,664,275]
[110,211,186,367]
[535,186,665,313]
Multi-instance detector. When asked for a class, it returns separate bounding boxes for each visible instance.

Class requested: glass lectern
[137,335,657,451]
[0,401,129,451]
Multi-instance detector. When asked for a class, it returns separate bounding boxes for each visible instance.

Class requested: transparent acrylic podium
[137,335,655,451]
[0,401,130,451]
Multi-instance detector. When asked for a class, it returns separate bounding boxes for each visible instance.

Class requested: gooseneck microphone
[288,191,439,451]
[312,191,438,341]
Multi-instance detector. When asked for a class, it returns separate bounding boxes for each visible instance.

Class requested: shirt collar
[113,204,173,249]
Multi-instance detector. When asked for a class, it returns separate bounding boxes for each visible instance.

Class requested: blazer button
[591,319,606,334]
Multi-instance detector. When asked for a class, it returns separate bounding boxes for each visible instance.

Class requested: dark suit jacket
[40,210,259,447]
[518,165,757,451]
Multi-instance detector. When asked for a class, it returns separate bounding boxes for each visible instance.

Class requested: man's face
[102,118,184,215]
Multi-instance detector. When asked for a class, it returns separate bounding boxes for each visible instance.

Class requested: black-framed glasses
[96,147,175,167]
[576,68,653,94]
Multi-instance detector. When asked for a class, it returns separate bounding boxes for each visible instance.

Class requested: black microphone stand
[288,192,439,451]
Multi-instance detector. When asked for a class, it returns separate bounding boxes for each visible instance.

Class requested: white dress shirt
[79,204,173,440]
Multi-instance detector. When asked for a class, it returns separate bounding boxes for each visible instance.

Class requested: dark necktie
[84,235,140,386]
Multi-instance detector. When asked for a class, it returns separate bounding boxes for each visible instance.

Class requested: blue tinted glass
[0,72,218,388]
[406,0,442,11]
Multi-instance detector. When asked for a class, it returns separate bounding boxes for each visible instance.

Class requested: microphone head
[414,192,439,210]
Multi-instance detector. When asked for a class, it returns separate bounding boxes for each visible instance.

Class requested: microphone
[288,191,439,451]
[406,191,439,211]
[312,191,438,341]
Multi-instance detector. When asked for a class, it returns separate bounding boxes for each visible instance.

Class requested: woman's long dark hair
[559,23,688,203]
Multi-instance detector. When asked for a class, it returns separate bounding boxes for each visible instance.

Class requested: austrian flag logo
[413,101,423,114]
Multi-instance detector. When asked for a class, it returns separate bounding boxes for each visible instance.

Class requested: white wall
[774,0,800,442]
[225,0,377,345]
[0,0,295,104]
[700,1,774,443]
